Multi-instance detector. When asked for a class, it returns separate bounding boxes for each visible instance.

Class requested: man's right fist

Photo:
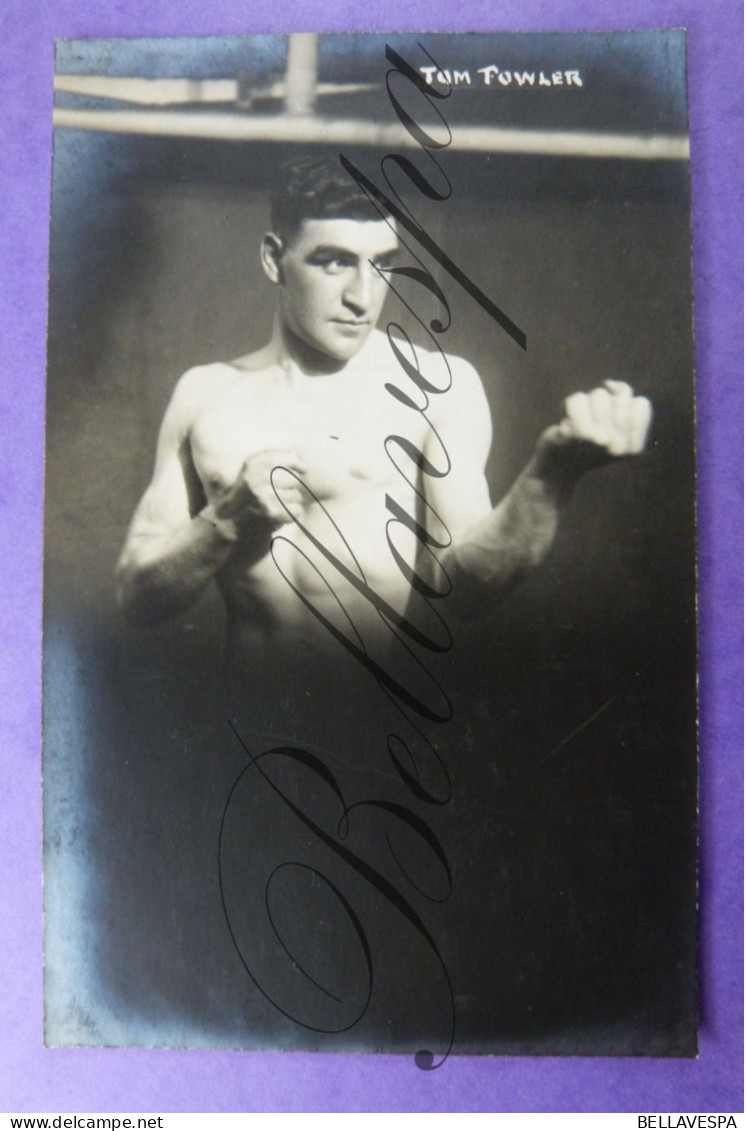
[207,449,308,539]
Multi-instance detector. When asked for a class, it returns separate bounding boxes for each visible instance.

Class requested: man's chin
[320,330,372,363]
[286,325,372,371]
[330,342,368,363]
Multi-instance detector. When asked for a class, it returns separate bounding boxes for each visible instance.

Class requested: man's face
[273,218,399,364]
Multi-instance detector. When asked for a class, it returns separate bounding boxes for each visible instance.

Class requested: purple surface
[0,0,741,1115]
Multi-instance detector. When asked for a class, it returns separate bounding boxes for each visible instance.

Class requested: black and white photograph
[43,31,698,1062]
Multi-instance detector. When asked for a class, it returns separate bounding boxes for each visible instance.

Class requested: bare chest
[189,374,427,504]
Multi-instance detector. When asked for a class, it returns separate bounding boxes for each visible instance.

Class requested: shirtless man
[115,158,652,678]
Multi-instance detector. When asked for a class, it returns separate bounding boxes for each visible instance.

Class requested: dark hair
[270,156,389,240]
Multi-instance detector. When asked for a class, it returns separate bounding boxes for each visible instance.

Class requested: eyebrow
[307,244,401,262]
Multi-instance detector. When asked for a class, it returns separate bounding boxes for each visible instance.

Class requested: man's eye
[312,255,349,272]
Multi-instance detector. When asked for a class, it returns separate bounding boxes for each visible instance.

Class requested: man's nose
[343,265,375,314]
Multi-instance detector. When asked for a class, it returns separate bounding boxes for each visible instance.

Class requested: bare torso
[187,332,435,662]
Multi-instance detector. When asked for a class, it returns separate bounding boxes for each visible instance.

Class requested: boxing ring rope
[52,31,690,161]
[52,109,689,161]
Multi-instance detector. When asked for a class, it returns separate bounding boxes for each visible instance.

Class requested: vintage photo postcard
[43,31,698,1063]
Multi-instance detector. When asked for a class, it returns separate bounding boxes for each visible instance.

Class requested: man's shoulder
[161,362,244,436]
[412,340,485,400]
[175,360,243,391]
[171,360,246,405]
[375,330,482,393]
[393,339,490,438]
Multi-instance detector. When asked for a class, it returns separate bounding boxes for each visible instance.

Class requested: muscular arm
[115,494,241,628]
[428,362,652,612]
[115,369,239,625]
[116,367,304,626]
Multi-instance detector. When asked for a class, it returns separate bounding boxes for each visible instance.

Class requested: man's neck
[266,315,382,380]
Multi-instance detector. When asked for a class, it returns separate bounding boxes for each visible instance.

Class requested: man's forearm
[445,453,568,607]
[442,380,652,613]
[115,506,242,626]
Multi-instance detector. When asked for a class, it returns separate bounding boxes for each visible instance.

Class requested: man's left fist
[557,380,653,457]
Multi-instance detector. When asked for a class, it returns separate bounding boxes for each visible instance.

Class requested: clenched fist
[559,381,652,455]
[205,449,308,541]
[535,380,653,488]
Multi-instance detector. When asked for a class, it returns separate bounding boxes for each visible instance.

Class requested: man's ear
[261,232,285,285]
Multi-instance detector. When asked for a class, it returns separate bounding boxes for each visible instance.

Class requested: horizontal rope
[52,107,690,160]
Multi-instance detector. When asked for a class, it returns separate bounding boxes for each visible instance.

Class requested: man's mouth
[331,320,370,338]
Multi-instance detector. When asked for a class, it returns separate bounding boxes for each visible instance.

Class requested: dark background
[44,33,697,1055]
